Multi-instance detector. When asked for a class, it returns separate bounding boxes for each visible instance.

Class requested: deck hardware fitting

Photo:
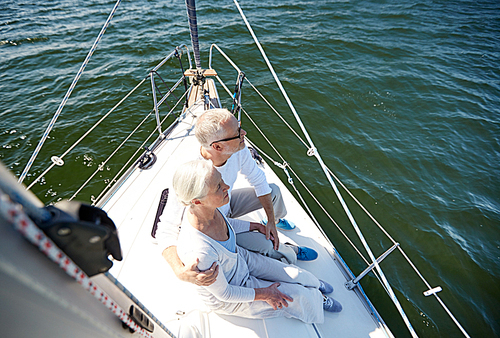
[345,243,400,290]
[51,156,64,166]
[424,286,443,297]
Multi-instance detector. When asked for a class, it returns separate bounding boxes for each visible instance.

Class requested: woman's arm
[202,260,255,303]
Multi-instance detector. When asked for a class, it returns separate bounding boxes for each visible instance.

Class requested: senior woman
[174,160,342,323]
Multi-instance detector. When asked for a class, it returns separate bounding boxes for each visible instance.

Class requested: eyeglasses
[210,125,242,146]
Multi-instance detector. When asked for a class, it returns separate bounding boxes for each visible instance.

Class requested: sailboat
[0,1,470,337]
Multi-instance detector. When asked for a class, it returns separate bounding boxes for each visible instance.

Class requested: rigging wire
[20,9,469,333]
[18,0,122,185]
[233,1,418,336]
[26,49,185,192]
[26,77,148,191]
[324,172,470,337]
[242,80,468,336]
[216,72,383,288]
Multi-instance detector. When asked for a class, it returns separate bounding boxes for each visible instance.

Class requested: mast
[185,0,202,69]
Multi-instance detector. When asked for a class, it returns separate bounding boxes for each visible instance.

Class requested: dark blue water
[1,0,499,336]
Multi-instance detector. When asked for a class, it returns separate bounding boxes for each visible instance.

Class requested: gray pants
[228,184,297,264]
[218,248,324,323]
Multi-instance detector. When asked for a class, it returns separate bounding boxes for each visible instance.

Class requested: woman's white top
[177,210,256,308]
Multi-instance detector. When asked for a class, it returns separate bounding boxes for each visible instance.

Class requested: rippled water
[1,0,499,336]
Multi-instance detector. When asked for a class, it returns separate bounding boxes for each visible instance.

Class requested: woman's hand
[254,282,294,310]
[163,247,219,286]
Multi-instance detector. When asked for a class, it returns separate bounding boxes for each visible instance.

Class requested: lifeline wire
[26,49,185,192]
[74,87,188,203]
[26,77,148,191]
[18,0,122,185]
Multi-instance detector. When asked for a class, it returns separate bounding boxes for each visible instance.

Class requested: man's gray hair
[172,160,214,207]
[195,108,233,148]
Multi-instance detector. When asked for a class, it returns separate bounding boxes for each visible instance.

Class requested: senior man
[155,108,317,286]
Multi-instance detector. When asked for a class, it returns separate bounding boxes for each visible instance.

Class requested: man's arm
[162,246,218,286]
[258,193,279,250]
[156,188,218,286]
[236,147,278,248]
[249,220,279,250]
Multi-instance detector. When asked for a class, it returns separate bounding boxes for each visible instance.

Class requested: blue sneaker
[319,279,334,294]
[296,246,318,261]
[323,296,342,313]
[276,218,296,231]
[262,218,296,231]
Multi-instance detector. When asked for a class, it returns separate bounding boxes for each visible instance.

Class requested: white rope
[210,44,373,266]
[246,138,371,266]
[214,54,380,280]
[243,77,309,148]
[215,41,468,334]
[19,0,122,184]
[249,112,469,337]
[323,166,470,337]
[215,68,364,261]
[234,1,417,335]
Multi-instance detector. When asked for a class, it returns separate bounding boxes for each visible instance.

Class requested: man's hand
[250,222,279,251]
[265,221,279,251]
[254,282,294,310]
[163,246,219,286]
[257,193,280,250]
[178,259,219,286]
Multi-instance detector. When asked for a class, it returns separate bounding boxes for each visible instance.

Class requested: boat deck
[97,81,392,337]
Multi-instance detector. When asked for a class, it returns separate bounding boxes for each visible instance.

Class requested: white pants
[229,184,296,264]
[217,248,324,324]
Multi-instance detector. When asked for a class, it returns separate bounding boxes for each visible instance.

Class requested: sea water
[1,0,499,336]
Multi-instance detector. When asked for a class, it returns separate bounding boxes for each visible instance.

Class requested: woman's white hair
[195,108,233,148]
[172,160,214,206]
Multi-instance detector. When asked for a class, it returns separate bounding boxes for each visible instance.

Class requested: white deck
[99,82,392,337]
